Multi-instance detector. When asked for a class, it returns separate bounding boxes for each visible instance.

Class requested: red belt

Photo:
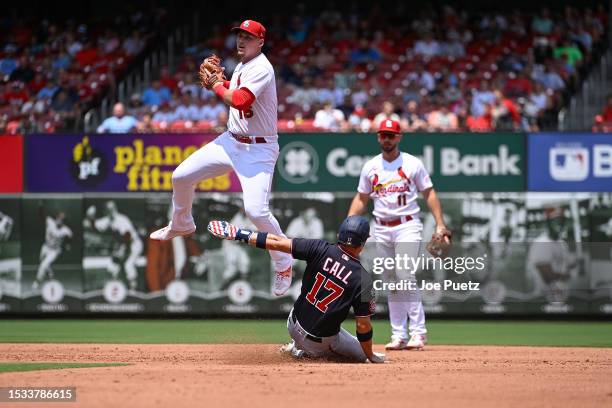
[376,215,413,227]
[230,132,267,144]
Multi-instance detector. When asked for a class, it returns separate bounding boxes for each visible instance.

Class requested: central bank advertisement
[25,134,241,192]
[275,133,525,191]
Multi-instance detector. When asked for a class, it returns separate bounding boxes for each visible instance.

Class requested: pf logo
[386,120,392,127]
[243,21,250,28]
[549,147,589,181]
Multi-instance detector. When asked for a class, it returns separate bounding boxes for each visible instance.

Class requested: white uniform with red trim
[168,52,293,274]
[228,53,277,138]
[358,151,432,340]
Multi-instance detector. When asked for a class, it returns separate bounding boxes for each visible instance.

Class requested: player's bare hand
[207,220,238,240]
[435,225,452,244]
[368,352,386,364]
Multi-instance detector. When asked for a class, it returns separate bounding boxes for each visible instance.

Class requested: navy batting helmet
[337,215,370,248]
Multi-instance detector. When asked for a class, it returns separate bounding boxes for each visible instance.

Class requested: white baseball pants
[373,218,427,340]
[169,131,293,272]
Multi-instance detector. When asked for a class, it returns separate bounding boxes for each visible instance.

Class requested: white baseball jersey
[45,217,73,250]
[228,53,277,137]
[286,217,324,239]
[358,152,433,220]
[94,213,142,245]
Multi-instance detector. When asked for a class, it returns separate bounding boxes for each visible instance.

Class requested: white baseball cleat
[273,266,292,296]
[406,334,427,350]
[149,225,196,241]
[385,338,408,350]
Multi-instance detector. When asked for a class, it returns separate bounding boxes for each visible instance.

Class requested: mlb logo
[549,147,589,181]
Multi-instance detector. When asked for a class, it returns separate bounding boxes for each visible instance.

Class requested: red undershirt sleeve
[231,87,256,110]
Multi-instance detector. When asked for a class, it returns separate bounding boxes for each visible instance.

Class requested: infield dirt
[1,344,611,407]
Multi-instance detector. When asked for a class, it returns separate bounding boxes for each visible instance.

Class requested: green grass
[0,319,611,347]
[0,362,128,373]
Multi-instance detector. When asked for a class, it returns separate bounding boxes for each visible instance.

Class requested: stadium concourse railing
[0,132,610,317]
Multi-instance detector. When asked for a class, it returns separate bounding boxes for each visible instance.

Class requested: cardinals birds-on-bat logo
[371,174,383,191]
[397,166,411,183]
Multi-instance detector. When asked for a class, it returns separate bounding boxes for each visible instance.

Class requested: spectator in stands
[491,90,521,131]
[213,110,228,132]
[36,81,58,100]
[347,105,371,133]
[554,38,583,68]
[3,82,29,106]
[288,17,309,44]
[152,102,176,124]
[10,55,35,83]
[534,64,565,91]
[601,95,612,123]
[52,52,72,71]
[66,33,83,57]
[206,96,227,123]
[407,64,435,92]
[373,101,400,129]
[593,94,612,132]
[349,38,382,64]
[400,100,427,131]
[532,8,553,35]
[504,70,533,98]
[466,105,494,132]
[403,80,423,104]
[97,102,138,133]
[75,40,98,67]
[50,90,79,130]
[350,84,369,108]
[159,66,178,91]
[440,31,465,58]
[181,76,201,99]
[29,73,47,95]
[136,113,155,133]
[314,101,346,132]
[174,92,199,121]
[142,80,171,106]
[471,80,496,118]
[126,93,146,118]
[524,83,550,121]
[123,30,145,56]
[0,53,18,76]
[427,101,459,132]
[413,32,440,58]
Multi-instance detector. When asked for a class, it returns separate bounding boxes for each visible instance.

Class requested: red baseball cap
[231,20,266,39]
[378,119,401,134]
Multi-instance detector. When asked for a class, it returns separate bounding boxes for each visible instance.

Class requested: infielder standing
[33,211,73,290]
[207,216,385,363]
[348,119,450,350]
[150,19,293,295]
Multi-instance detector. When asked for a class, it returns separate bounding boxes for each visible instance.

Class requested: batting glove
[207,220,253,244]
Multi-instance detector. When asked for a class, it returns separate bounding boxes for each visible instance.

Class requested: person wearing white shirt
[314,102,346,131]
[97,102,138,133]
[174,93,199,121]
[413,33,440,58]
[373,101,401,130]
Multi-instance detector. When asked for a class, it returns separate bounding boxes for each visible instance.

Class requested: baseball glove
[199,54,225,90]
[426,227,452,258]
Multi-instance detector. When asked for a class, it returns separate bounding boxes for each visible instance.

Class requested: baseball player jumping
[149,19,294,295]
[207,216,386,363]
[348,119,451,350]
